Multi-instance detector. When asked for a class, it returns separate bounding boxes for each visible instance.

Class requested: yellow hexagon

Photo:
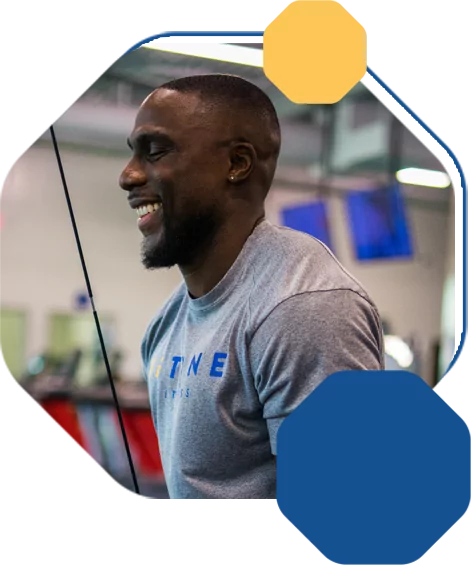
[264,1,366,104]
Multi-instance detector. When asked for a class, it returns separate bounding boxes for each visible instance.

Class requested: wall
[438,190,456,377]
[1,144,452,383]
[1,144,182,380]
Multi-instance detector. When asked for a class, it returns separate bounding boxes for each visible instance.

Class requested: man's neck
[180,214,265,299]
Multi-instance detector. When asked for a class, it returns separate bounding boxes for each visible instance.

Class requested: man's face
[119,89,230,269]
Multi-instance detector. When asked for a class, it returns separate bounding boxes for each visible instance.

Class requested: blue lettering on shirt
[210,352,228,378]
[187,353,203,376]
[170,356,183,379]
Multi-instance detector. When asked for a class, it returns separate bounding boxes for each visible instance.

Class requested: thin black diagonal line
[49,126,140,494]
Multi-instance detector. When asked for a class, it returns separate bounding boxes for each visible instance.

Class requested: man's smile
[135,201,163,234]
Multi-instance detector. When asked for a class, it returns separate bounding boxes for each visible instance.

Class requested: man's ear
[227,142,256,183]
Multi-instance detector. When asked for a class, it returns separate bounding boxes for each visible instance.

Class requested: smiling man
[119,74,384,499]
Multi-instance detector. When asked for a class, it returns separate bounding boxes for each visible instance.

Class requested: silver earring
[230,175,235,181]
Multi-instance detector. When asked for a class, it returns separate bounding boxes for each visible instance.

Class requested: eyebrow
[127,129,174,150]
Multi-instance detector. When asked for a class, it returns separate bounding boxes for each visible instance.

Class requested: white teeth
[135,203,161,218]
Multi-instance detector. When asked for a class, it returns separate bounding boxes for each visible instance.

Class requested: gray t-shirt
[141,219,384,499]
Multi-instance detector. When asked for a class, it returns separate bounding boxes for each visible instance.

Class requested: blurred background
[0,41,456,497]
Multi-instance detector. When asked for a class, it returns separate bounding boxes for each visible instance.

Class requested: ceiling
[40,44,450,204]
[89,45,327,121]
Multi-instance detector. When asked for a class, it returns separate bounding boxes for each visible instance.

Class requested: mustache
[128,186,166,206]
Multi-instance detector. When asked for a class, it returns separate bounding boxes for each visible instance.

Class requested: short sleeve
[140,334,149,383]
[249,290,384,455]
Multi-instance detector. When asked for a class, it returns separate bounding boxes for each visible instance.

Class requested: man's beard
[141,204,222,270]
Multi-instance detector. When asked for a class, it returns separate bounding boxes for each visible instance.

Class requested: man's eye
[147,149,166,162]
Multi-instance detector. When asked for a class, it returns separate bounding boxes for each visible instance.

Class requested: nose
[119,158,147,192]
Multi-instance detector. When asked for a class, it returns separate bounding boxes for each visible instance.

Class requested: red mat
[119,410,164,478]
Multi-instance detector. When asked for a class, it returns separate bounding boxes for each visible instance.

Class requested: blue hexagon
[277,371,470,564]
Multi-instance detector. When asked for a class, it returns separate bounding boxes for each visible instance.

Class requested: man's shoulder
[247,224,384,365]
[253,221,373,304]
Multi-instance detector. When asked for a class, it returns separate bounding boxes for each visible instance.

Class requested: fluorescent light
[396,167,451,188]
[142,42,264,68]
[384,335,414,368]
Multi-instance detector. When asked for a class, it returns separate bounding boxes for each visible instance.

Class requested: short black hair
[156,74,281,157]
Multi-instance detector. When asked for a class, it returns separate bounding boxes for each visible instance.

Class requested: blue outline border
[127,31,467,379]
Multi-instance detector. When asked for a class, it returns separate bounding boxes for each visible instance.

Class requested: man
[119,74,384,499]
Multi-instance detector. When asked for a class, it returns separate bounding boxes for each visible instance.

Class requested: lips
[129,193,162,208]
[128,195,164,234]
[135,202,161,218]
[135,202,163,234]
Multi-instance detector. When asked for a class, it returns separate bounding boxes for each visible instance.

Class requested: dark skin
[119,88,277,298]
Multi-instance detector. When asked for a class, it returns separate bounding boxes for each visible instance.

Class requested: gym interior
[0,42,456,498]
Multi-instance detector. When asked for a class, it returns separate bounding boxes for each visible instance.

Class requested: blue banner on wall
[281,201,334,252]
[346,184,413,261]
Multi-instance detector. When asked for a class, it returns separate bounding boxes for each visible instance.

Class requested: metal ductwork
[40,100,324,168]
[39,77,442,176]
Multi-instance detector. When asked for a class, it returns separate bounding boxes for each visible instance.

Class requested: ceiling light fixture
[143,39,263,68]
[396,167,451,188]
